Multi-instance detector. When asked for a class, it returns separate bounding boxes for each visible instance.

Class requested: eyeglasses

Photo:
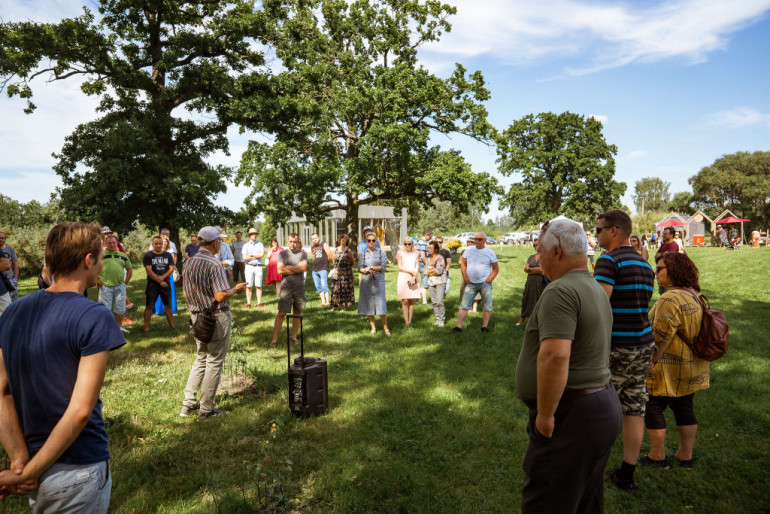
[595,226,615,234]
[655,265,667,273]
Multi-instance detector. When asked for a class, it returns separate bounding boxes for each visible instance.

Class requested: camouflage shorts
[609,344,655,416]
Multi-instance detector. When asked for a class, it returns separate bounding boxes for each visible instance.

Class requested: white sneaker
[120,327,130,333]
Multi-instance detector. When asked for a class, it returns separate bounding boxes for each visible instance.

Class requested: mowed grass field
[2,245,769,512]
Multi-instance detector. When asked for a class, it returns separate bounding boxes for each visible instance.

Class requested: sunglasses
[595,226,615,234]
[403,242,413,245]
[474,237,485,241]
[367,239,376,243]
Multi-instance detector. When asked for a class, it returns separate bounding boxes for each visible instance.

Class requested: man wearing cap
[241,228,265,309]
[97,235,132,332]
[231,231,247,283]
[180,227,246,419]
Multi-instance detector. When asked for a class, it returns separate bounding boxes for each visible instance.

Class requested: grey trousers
[428,283,446,325]
[183,310,232,414]
[29,461,111,514]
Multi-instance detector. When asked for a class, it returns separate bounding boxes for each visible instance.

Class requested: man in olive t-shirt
[515,218,622,513]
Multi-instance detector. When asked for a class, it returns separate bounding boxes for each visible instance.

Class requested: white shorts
[0,292,10,315]
[245,264,263,287]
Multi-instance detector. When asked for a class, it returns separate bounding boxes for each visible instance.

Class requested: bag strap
[674,289,703,346]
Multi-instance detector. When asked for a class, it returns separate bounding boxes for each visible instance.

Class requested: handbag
[676,292,729,362]
[328,267,339,281]
[189,301,219,344]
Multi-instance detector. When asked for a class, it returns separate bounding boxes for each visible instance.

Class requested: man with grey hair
[180,227,246,419]
[516,218,622,512]
[451,232,498,333]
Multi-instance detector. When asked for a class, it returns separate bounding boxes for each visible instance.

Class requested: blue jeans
[312,270,329,293]
[461,282,493,312]
[29,461,111,514]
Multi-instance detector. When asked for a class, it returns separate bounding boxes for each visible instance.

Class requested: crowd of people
[0,213,714,512]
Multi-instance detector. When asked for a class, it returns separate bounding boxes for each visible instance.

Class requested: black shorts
[645,394,697,429]
[146,281,172,307]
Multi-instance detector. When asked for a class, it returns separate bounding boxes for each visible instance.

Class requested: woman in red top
[265,238,283,296]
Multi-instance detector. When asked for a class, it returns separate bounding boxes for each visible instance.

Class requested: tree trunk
[346,192,360,244]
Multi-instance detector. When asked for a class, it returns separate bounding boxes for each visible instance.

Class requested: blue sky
[2,0,770,222]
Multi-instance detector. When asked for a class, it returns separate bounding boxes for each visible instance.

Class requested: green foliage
[689,151,770,224]
[632,177,671,213]
[411,199,485,235]
[0,195,65,227]
[234,0,499,235]
[669,191,695,214]
[0,1,268,235]
[497,111,626,227]
[631,209,671,235]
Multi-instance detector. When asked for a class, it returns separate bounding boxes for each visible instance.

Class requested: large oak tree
[233,0,499,238]
[0,0,268,242]
[496,111,626,226]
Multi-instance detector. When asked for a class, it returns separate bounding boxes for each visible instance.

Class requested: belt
[190,307,229,314]
[523,384,608,411]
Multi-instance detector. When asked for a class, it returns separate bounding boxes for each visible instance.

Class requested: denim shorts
[29,461,111,514]
[461,282,493,312]
[98,283,126,315]
[312,270,329,293]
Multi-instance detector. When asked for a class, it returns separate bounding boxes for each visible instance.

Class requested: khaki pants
[183,310,231,414]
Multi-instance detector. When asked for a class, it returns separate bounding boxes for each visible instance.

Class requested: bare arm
[0,350,32,489]
[11,260,19,280]
[124,268,133,284]
[460,257,469,283]
[599,282,613,299]
[0,352,109,485]
[213,283,247,303]
[536,338,572,438]
[485,262,500,283]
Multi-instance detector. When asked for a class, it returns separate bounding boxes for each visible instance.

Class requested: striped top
[182,247,231,312]
[594,246,655,348]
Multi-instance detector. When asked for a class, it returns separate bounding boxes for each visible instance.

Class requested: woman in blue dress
[358,234,390,335]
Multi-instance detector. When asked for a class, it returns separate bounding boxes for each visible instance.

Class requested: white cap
[198,226,225,242]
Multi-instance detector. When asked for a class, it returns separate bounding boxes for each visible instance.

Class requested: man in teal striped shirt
[594,209,655,491]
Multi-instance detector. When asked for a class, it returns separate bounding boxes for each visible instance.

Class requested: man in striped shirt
[180,227,246,420]
[594,210,655,491]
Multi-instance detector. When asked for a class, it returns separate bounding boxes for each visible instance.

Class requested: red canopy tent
[717,217,750,223]
[657,219,687,227]
[714,211,751,244]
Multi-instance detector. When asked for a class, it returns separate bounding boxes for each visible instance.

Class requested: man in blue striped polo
[180,227,246,420]
[594,210,655,491]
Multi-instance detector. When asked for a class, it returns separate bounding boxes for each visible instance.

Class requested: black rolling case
[286,315,328,417]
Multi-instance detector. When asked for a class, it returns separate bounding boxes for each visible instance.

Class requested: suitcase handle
[286,314,304,369]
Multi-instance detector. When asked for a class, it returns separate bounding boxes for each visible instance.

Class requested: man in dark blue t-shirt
[0,222,124,511]
[143,235,177,332]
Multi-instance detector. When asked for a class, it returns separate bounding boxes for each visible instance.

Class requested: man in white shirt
[241,228,265,308]
[451,232,499,333]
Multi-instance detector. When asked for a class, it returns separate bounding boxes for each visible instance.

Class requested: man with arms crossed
[0,222,125,512]
[434,236,452,295]
[594,210,656,491]
[180,227,246,419]
[516,218,621,512]
[310,233,333,307]
[451,232,498,333]
[241,228,265,309]
[97,234,133,332]
[231,231,247,284]
[143,236,177,332]
[269,234,307,348]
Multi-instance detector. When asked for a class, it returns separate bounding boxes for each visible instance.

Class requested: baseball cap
[198,226,226,242]
[101,225,112,235]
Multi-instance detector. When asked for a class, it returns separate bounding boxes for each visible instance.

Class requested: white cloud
[626,150,645,159]
[424,0,770,74]
[589,114,609,125]
[703,106,770,128]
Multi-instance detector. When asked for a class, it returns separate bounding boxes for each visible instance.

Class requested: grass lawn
[2,246,769,512]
